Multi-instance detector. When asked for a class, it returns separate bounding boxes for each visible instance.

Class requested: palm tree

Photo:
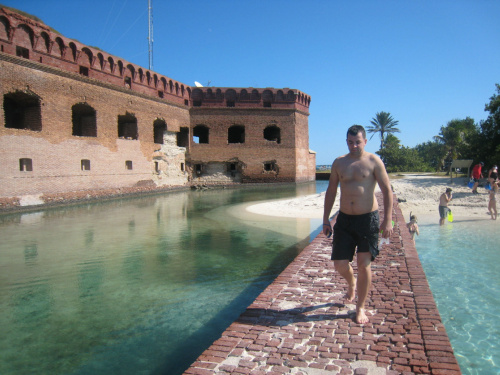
[366,111,400,151]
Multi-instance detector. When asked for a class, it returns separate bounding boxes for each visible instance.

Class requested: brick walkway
[184,194,462,375]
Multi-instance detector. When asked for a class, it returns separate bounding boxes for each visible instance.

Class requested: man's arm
[373,156,393,238]
[323,160,339,236]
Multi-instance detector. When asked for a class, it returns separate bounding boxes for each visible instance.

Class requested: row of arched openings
[3,91,170,144]
[0,16,189,97]
[193,125,281,145]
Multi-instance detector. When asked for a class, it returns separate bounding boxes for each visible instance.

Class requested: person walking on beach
[407,213,419,242]
[488,181,498,220]
[471,162,484,194]
[439,188,453,225]
[323,125,393,324]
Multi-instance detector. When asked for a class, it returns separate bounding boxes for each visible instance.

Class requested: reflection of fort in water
[0,183,318,374]
[0,6,315,210]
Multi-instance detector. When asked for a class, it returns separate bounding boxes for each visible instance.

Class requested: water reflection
[0,183,322,375]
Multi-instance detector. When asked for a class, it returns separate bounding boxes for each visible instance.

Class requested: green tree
[476,84,500,166]
[377,134,427,172]
[433,117,477,173]
[366,111,400,152]
[414,141,444,172]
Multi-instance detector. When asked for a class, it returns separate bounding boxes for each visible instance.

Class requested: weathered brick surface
[184,193,462,374]
[0,6,315,204]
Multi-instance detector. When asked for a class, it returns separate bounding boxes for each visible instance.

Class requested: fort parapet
[0,6,315,208]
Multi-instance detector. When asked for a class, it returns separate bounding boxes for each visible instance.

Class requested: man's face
[346,132,367,156]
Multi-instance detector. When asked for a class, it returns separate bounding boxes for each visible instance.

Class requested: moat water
[0,183,322,375]
[1,181,497,374]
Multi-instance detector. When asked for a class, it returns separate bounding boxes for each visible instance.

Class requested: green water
[0,183,321,375]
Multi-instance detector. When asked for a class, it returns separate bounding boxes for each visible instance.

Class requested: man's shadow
[236,302,356,326]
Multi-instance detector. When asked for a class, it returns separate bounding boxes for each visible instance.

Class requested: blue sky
[3,0,499,164]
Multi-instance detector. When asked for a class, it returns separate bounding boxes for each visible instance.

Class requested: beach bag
[485,182,492,190]
[447,209,453,222]
[467,179,474,188]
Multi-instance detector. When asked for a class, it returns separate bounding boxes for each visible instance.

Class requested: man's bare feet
[356,308,369,324]
[346,280,356,302]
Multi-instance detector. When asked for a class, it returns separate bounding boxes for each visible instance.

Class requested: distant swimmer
[439,188,453,226]
[407,213,419,242]
[323,125,393,324]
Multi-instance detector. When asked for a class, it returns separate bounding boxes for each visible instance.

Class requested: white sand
[246,174,492,225]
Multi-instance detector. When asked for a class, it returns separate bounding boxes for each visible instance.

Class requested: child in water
[488,181,498,220]
[407,213,420,242]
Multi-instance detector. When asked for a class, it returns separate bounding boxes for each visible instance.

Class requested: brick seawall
[184,193,462,375]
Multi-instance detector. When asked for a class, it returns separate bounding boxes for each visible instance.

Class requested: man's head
[446,188,452,194]
[346,125,367,157]
[347,125,366,139]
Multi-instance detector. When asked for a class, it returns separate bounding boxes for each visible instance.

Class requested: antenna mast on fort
[148,0,154,70]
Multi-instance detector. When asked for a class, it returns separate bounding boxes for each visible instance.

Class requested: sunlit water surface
[0,183,324,375]
[416,221,499,375]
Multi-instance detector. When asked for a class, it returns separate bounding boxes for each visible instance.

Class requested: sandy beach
[246,174,493,225]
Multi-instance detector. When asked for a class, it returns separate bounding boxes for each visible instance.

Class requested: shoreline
[246,174,492,226]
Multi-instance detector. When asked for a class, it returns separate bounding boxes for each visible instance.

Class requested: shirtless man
[439,188,453,225]
[323,125,393,324]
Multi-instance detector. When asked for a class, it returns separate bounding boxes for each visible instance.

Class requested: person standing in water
[439,188,453,225]
[488,181,498,220]
[323,125,393,324]
[407,213,420,242]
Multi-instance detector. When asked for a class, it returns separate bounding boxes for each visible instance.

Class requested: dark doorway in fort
[118,113,138,140]
[72,103,97,137]
[153,119,166,144]
[3,92,42,131]
[177,127,189,147]
[19,158,33,172]
[264,125,281,144]
[228,125,245,144]
[193,125,209,144]
[264,161,277,172]
[16,46,29,59]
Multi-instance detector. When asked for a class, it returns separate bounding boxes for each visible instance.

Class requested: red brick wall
[0,6,315,201]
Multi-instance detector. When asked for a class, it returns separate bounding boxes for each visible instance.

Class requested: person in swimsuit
[488,165,498,186]
[488,181,498,220]
[323,125,393,324]
[439,188,453,225]
[406,213,419,242]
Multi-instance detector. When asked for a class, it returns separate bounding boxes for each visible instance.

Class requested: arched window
[264,125,281,144]
[138,68,144,83]
[72,103,97,137]
[193,125,209,144]
[0,16,10,41]
[153,119,166,144]
[81,47,93,66]
[225,89,236,107]
[40,32,50,52]
[117,60,124,76]
[108,57,115,73]
[240,89,249,100]
[228,125,245,144]
[69,42,77,61]
[54,37,65,57]
[97,53,104,70]
[3,91,42,131]
[118,112,138,140]
[251,89,260,101]
[192,88,203,106]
